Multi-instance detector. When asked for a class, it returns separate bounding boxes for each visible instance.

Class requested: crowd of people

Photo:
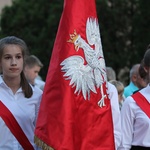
[106,49,150,149]
[0,35,150,150]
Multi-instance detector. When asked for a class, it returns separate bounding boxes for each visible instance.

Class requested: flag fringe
[34,135,54,150]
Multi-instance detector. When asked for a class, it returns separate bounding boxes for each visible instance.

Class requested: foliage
[0,0,150,83]
[96,0,150,84]
[0,0,63,80]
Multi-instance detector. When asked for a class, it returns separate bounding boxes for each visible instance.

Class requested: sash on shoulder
[132,92,150,118]
[0,101,34,150]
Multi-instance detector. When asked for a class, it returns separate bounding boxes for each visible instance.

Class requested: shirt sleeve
[33,87,43,126]
[108,82,122,150]
[118,96,135,150]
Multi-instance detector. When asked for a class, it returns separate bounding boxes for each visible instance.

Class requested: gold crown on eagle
[67,30,79,43]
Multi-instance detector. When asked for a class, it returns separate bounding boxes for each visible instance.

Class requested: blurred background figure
[24,55,45,90]
[35,75,45,91]
[133,62,149,94]
[117,66,130,87]
[106,66,116,81]
[118,47,150,150]
[123,63,147,98]
[109,80,125,110]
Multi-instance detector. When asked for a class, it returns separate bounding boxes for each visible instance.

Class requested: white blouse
[0,76,42,150]
[108,82,122,150]
[118,84,150,150]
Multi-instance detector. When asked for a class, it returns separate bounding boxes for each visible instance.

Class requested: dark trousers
[131,146,150,150]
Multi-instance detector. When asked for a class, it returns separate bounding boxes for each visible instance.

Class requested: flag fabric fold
[34,0,115,149]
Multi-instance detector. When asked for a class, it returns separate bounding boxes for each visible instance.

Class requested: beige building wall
[0,0,12,14]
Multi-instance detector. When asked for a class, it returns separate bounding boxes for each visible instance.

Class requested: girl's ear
[144,66,148,73]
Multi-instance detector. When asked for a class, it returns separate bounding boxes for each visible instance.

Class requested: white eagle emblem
[60,18,107,107]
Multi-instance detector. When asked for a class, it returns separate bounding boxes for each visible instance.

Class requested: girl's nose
[11,58,17,66]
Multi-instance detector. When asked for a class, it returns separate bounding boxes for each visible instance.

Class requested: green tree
[1,0,150,83]
[0,0,63,80]
[96,0,150,84]
[97,0,138,70]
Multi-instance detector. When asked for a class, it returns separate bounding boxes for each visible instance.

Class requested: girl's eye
[16,55,22,59]
[4,56,11,60]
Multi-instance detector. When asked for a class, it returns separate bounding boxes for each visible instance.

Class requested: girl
[0,36,42,149]
[118,48,150,150]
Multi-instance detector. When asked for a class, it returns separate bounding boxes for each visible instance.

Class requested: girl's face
[24,65,41,85]
[0,44,24,79]
[118,92,124,102]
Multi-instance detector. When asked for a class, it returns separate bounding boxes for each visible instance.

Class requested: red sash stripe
[132,92,150,118]
[0,101,34,150]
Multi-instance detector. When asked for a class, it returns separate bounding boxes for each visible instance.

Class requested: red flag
[35,0,115,149]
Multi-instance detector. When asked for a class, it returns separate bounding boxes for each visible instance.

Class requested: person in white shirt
[118,48,150,150]
[107,82,122,149]
[24,55,45,90]
[0,36,42,150]
[109,80,125,111]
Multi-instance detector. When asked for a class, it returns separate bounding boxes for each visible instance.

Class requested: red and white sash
[0,101,34,150]
[132,92,150,118]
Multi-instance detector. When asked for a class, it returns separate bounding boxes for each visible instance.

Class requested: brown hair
[24,55,43,68]
[143,48,150,67]
[139,62,147,79]
[0,36,33,98]
[109,80,124,95]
